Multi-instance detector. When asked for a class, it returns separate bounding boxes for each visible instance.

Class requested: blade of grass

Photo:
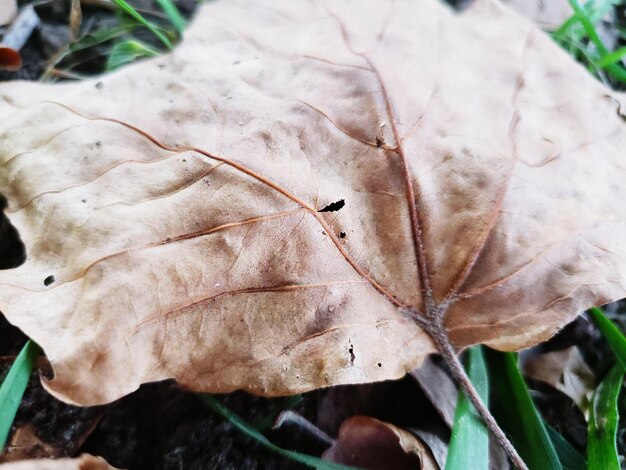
[445,346,489,470]
[567,0,626,83]
[554,0,620,41]
[587,364,622,470]
[199,394,359,470]
[0,341,40,451]
[589,307,626,370]
[545,424,586,470]
[111,0,173,49]
[156,0,186,34]
[107,39,161,70]
[485,349,562,470]
[598,46,626,67]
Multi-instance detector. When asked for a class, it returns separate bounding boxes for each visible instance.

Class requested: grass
[199,394,358,470]
[552,0,626,85]
[486,349,563,470]
[43,0,186,79]
[0,341,40,451]
[587,364,622,470]
[446,346,489,470]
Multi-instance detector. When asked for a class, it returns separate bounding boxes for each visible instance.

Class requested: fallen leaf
[503,0,572,30]
[0,0,17,27]
[0,453,119,470]
[0,424,61,463]
[0,0,625,406]
[521,346,595,409]
[322,416,438,470]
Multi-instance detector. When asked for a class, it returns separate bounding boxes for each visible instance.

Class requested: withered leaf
[0,0,625,406]
[503,0,572,30]
[322,416,437,470]
[0,453,119,470]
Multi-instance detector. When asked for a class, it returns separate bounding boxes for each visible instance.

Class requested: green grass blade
[69,25,135,53]
[156,0,186,33]
[598,46,626,67]
[587,364,622,470]
[589,307,626,370]
[199,395,359,470]
[445,346,489,470]
[554,0,620,41]
[566,0,626,83]
[545,424,586,470]
[111,0,173,49]
[0,341,40,451]
[485,349,562,470]
[107,39,161,70]
[567,0,609,54]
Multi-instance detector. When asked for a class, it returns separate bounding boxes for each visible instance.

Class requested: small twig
[427,321,529,470]
[273,410,334,446]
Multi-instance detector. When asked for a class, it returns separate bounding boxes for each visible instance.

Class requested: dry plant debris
[0,3,624,459]
[0,453,119,470]
[322,416,438,469]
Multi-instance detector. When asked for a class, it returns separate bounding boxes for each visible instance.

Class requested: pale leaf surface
[0,0,625,405]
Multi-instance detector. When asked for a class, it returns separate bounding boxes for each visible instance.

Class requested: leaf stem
[428,323,528,470]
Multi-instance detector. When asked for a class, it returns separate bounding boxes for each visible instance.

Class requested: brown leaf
[0,424,62,463]
[0,0,625,405]
[0,454,120,470]
[322,416,438,470]
[521,346,595,409]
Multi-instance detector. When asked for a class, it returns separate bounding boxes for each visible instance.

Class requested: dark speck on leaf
[95,81,103,90]
[319,199,345,213]
[44,275,55,286]
[339,232,346,238]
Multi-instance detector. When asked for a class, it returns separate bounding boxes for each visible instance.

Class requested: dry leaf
[521,346,595,409]
[0,424,61,463]
[322,416,438,470]
[70,0,82,40]
[0,0,626,406]
[503,0,572,30]
[0,0,17,27]
[0,454,119,470]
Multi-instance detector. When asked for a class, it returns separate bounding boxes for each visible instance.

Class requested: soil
[1,0,626,469]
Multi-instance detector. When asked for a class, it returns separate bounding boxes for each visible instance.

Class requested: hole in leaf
[318,199,345,213]
[44,275,55,286]
[0,194,26,270]
[348,343,355,366]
